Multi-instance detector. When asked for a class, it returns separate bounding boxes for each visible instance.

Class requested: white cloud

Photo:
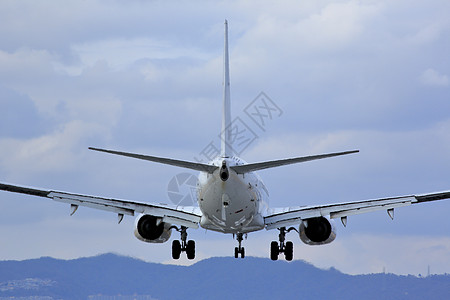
[407,22,445,45]
[235,1,382,60]
[420,68,449,87]
[0,48,55,85]
[70,38,212,73]
[296,1,381,47]
[0,121,107,178]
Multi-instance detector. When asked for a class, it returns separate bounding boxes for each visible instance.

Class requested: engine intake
[299,217,336,245]
[134,214,172,243]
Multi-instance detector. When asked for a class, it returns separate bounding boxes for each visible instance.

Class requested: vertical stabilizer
[221,20,232,158]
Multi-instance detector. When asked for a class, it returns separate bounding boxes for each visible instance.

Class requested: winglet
[220,19,232,158]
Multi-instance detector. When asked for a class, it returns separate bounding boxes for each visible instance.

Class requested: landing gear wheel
[234,233,246,259]
[284,241,293,261]
[270,241,279,261]
[172,240,181,260]
[234,246,245,258]
[186,240,195,260]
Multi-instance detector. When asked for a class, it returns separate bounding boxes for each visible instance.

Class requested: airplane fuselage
[198,156,268,234]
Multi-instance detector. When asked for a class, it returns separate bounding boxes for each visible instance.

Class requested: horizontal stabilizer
[230,150,359,174]
[89,147,218,173]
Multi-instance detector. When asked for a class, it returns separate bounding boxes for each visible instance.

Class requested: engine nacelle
[134,214,172,243]
[299,217,336,245]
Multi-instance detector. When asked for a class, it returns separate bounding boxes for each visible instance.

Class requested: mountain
[0,253,448,300]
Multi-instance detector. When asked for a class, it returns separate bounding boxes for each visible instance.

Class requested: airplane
[1,20,450,261]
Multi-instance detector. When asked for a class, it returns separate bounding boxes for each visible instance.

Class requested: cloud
[0,121,106,177]
[71,38,212,72]
[0,85,51,138]
[407,22,446,45]
[420,68,449,87]
[0,48,56,86]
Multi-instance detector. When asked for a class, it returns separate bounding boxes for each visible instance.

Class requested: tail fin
[220,20,232,158]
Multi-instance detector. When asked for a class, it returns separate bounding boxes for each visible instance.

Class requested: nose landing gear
[234,233,245,258]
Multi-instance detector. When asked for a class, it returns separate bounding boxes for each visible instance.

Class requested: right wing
[0,182,202,229]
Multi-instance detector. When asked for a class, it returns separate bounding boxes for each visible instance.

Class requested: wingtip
[89,147,104,152]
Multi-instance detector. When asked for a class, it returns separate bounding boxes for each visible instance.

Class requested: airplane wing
[0,182,201,228]
[264,191,450,230]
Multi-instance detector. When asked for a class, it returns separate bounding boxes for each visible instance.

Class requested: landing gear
[270,227,295,261]
[171,226,195,260]
[234,233,245,258]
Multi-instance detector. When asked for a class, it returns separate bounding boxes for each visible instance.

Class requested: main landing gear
[234,233,245,258]
[171,226,195,260]
[270,227,295,261]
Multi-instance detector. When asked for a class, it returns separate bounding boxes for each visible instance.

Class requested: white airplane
[1,20,449,261]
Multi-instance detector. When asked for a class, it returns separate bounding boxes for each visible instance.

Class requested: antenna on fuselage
[220,20,232,158]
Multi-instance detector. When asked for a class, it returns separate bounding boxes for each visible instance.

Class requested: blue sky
[0,0,450,275]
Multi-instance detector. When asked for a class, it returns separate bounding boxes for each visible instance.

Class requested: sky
[0,0,450,275]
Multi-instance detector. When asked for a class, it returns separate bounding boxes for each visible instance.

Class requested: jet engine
[299,217,336,245]
[134,214,172,243]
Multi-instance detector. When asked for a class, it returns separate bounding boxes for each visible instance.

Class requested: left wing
[264,191,450,230]
[0,182,201,228]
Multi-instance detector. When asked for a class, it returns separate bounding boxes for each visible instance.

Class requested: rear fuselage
[198,156,268,233]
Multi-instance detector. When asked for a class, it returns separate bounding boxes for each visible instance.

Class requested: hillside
[0,254,449,300]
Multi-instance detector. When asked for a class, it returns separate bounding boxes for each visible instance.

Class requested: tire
[235,247,239,258]
[186,240,196,260]
[270,241,279,261]
[284,241,293,261]
[241,247,245,259]
[172,240,181,260]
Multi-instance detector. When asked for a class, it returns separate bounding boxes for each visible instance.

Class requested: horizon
[1,252,446,277]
